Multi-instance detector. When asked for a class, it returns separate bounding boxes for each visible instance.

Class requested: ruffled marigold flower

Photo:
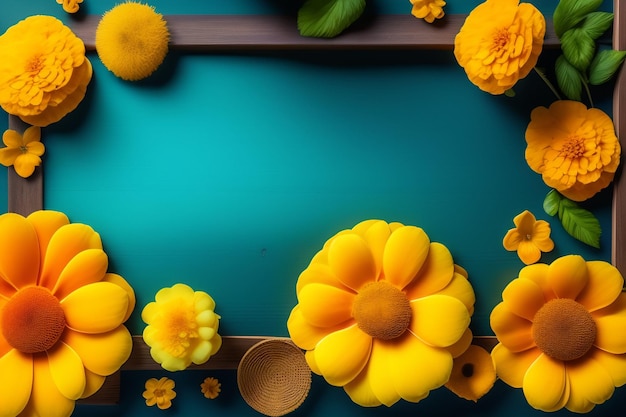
[503,210,554,265]
[490,255,626,413]
[454,0,545,95]
[200,377,221,399]
[0,211,135,417]
[287,219,475,406]
[56,0,83,13]
[0,126,45,178]
[142,283,222,372]
[0,15,92,127]
[96,2,170,81]
[445,344,496,402]
[525,100,621,202]
[409,0,446,24]
[143,377,176,410]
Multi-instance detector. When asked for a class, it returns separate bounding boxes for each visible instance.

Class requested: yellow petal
[363,340,401,406]
[565,354,614,410]
[523,353,567,411]
[296,262,346,294]
[13,153,41,178]
[61,282,129,333]
[404,242,455,300]
[592,293,626,354]
[287,306,338,351]
[546,255,588,299]
[435,272,475,316]
[343,367,382,407]
[0,213,40,290]
[39,223,103,291]
[328,233,377,291]
[382,226,430,290]
[501,277,545,321]
[0,349,32,417]
[588,348,626,387]
[502,229,522,251]
[25,355,76,417]
[2,129,22,148]
[518,263,555,301]
[409,295,469,347]
[102,273,135,323]
[361,220,391,279]
[62,326,132,376]
[516,240,541,264]
[314,324,371,386]
[51,249,108,300]
[46,342,86,400]
[577,261,624,312]
[490,303,535,352]
[446,328,473,358]
[0,148,20,166]
[491,344,541,388]
[26,211,70,268]
[81,369,106,399]
[21,126,41,144]
[297,283,354,328]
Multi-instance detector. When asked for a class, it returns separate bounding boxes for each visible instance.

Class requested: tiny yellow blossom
[200,377,221,399]
[410,0,446,23]
[0,126,45,178]
[445,344,496,402]
[143,377,176,410]
[503,210,554,265]
[56,0,83,13]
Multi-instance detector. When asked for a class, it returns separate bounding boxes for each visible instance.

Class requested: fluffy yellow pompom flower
[96,2,170,81]
[142,283,222,371]
[0,15,92,127]
[525,100,621,202]
[454,0,545,95]
[410,0,446,24]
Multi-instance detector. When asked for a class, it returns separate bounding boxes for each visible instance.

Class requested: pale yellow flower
[410,0,446,24]
[0,126,45,178]
[200,377,221,399]
[143,377,176,410]
[454,0,545,95]
[503,210,554,265]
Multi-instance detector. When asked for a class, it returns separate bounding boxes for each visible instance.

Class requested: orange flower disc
[1,286,66,353]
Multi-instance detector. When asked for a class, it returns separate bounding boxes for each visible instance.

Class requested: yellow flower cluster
[0,15,92,127]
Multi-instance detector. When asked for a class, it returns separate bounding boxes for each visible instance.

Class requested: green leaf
[558,198,602,248]
[553,0,603,38]
[555,55,583,101]
[561,28,596,72]
[588,49,626,85]
[580,12,614,40]
[298,0,366,38]
[504,88,516,97]
[543,189,562,217]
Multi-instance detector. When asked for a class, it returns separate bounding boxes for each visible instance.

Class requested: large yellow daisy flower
[0,211,135,417]
[287,220,475,407]
[490,255,626,413]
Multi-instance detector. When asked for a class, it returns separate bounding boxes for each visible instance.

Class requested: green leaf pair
[298,0,366,38]
[543,190,601,248]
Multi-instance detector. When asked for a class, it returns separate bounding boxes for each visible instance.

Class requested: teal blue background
[0,1,623,416]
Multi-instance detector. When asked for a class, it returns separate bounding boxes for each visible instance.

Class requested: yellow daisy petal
[296,262,346,294]
[328,233,377,291]
[361,220,391,279]
[591,293,626,354]
[287,306,339,351]
[297,283,354,328]
[46,342,86,400]
[62,326,132,376]
[409,295,469,347]
[26,356,76,417]
[314,323,371,386]
[491,344,541,388]
[26,211,70,266]
[364,341,401,406]
[546,255,588,300]
[343,367,382,407]
[61,282,129,333]
[382,226,430,290]
[446,328,474,358]
[0,349,32,417]
[523,353,567,412]
[13,153,41,177]
[81,369,106,399]
[0,213,40,290]
[565,354,614,410]
[435,272,475,316]
[0,147,21,167]
[588,348,626,387]
[490,303,535,352]
[51,249,108,300]
[101,273,136,323]
[404,242,455,300]
[577,261,624,312]
[517,240,542,265]
[501,276,545,321]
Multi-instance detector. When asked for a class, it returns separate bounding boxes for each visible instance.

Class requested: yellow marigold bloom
[200,377,221,399]
[445,344,496,402]
[503,210,554,265]
[0,15,92,127]
[525,100,621,202]
[96,2,170,81]
[287,219,475,407]
[410,0,446,24]
[56,0,83,13]
[454,0,545,95]
[0,126,45,178]
[142,283,222,372]
[490,255,626,413]
[143,377,176,410]
[0,210,135,417]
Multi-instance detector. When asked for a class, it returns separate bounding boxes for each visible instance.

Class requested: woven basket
[237,338,312,417]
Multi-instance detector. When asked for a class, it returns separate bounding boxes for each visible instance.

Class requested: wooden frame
[5,3,624,404]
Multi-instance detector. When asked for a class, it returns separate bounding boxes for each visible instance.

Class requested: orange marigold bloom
[410,0,446,24]
[525,100,621,202]
[0,15,92,127]
[143,377,176,410]
[200,377,221,399]
[454,0,545,95]
[503,210,554,265]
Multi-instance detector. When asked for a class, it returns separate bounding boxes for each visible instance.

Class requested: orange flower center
[560,136,585,159]
[491,28,510,52]
[26,54,44,74]
[1,286,66,353]
[160,308,199,358]
[532,298,596,361]
[352,281,412,340]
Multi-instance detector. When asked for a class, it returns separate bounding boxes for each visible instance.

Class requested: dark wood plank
[7,116,43,216]
[71,14,559,51]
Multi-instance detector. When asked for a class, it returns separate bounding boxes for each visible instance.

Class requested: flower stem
[534,67,562,101]
[581,77,594,108]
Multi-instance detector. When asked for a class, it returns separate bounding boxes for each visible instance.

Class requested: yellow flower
[200,377,221,399]
[409,0,446,24]
[490,255,626,413]
[0,210,135,417]
[525,100,621,202]
[142,283,222,371]
[287,219,475,406]
[453,0,545,95]
[96,2,170,81]
[502,210,554,265]
[56,0,83,13]
[0,15,92,127]
[143,377,176,410]
[445,344,496,402]
[0,127,45,178]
